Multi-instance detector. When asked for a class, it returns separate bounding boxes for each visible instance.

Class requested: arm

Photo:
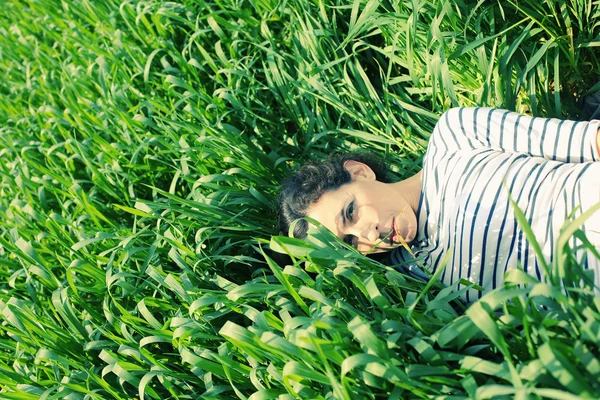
[431,107,600,163]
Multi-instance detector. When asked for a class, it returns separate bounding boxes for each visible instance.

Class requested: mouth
[390,216,413,245]
[390,217,398,245]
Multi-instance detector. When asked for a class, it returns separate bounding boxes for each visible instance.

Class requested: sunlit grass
[1,0,599,398]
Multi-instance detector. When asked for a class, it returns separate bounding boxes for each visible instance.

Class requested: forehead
[305,185,352,237]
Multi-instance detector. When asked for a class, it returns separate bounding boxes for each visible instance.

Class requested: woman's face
[306,161,418,253]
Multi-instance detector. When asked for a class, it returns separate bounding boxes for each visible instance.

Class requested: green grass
[1,0,600,398]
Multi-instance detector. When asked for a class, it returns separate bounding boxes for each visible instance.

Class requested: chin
[403,226,417,244]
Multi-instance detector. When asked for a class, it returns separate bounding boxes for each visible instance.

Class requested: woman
[279,107,600,303]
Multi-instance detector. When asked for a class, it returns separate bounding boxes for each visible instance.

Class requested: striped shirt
[391,107,600,303]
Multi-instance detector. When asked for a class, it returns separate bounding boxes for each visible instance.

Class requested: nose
[346,205,380,244]
[356,220,379,243]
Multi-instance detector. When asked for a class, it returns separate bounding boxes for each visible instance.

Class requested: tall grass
[0,0,599,398]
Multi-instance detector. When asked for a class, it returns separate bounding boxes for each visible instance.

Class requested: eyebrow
[340,206,346,226]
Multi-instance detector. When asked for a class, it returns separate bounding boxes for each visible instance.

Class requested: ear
[343,160,376,181]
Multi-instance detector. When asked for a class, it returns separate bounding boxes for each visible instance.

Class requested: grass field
[1,0,600,398]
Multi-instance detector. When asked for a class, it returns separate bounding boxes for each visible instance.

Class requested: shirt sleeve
[430,107,600,163]
[388,247,430,282]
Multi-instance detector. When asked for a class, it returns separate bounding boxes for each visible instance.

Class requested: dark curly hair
[278,152,392,239]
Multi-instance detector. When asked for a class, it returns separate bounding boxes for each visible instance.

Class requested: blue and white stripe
[391,107,600,302]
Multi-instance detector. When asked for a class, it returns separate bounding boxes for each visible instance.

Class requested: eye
[343,235,357,248]
[346,201,355,222]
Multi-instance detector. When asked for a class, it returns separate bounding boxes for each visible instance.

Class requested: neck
[392,170,422,212]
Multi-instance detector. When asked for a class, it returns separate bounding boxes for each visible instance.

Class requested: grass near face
[1,0,600,398]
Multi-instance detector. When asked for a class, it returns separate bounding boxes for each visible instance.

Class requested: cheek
[365,203,395,221]
[359,206,384,226]
[357,242,386,253]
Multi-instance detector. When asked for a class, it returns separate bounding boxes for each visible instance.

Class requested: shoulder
[437,107,504,125]
[432,107,510,141]
[433,107,473,135]
[429,107,475,148]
